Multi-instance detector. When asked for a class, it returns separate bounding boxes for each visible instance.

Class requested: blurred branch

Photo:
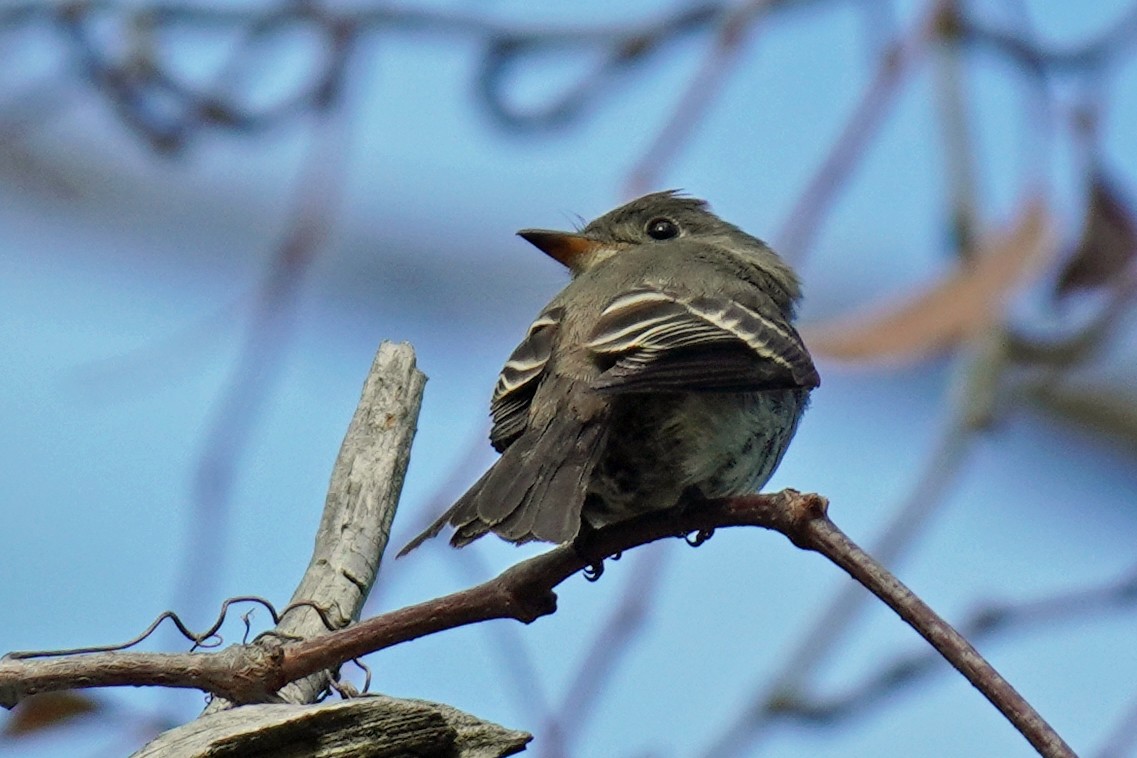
[476,2,721,130]
[64,296,247,402]
[176,26,358,618]
[1024,377,1137,451]
[0,69,82,197]
[1,1,723,148]
[775,0,945,262]
[1007,264,1137,370]
[1,490,1076,757]
[4,0,1133,154]
[1095,685,1137,758]
[958,3,1137,77]
[931,0,981,255]
[384,431,557,727]
[541,544,671,758]
[768,562,1137,725]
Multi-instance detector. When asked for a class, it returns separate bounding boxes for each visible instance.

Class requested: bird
[398,190,819,555]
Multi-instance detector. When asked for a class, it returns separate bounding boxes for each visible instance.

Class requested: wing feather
[587,285,819,393]
[489,306,563,451]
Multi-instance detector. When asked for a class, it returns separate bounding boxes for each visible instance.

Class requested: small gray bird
[399,191,819,555]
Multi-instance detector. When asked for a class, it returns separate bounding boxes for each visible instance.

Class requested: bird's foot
[684,527,715,547]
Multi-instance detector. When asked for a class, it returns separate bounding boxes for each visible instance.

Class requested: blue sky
[3,1,1137,756]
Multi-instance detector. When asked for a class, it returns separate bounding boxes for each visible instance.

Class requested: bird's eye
[645,217,680,240]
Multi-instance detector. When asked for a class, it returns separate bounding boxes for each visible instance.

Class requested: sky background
[2,0,1137,756]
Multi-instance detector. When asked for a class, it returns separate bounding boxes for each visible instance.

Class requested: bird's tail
[397,412,607,556]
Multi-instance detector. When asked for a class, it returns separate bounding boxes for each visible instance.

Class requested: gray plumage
[398,191,819,555]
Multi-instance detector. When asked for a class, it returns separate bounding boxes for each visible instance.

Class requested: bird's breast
[582,387,808,529]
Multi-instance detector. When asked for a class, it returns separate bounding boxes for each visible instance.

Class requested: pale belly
[582,388,807,529]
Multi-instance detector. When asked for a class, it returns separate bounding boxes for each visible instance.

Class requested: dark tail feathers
[396,413,606,556]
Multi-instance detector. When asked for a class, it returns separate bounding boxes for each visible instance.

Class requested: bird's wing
[586,285,819,393]
[489,304,564,451]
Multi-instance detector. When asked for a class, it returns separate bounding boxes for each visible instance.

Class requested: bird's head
[517,190,801,307]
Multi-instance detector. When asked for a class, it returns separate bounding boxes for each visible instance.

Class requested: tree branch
[270,339,425,702]
[797,504,1073,758]
[1,489,1074,756]
[197,339,426,714]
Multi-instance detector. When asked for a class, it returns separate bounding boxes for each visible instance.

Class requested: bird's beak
[517,229,604,269]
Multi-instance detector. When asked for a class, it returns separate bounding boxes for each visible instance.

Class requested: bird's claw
[684,528,715,547]
[584,561,605,581]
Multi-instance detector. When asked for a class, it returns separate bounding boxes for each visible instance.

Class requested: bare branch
[2,489,1074,756]
[1,643,289,708]
[271,341,426,704]
[797,503,1074,758]
[202,339,426,719]
[931,2,982,255]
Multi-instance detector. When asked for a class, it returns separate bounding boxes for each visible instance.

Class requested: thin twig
[798,508,1074,757]
[771,562,1137,725]
[699,417,975,757]
[931,0,982,255]
[8,597,282,659]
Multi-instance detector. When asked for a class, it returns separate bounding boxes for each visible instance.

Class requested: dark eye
[645,217,680,240]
